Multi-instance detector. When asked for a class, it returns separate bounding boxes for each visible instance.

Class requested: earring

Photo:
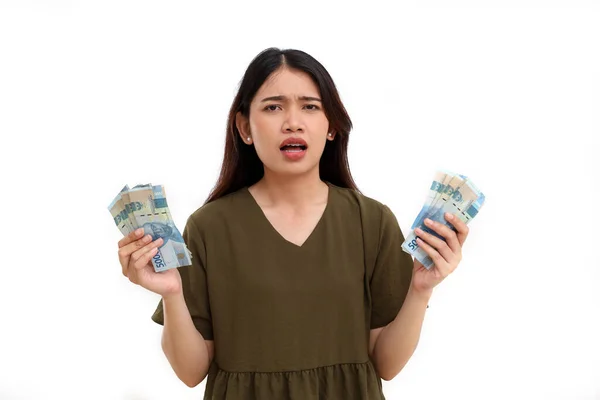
[247,137,251,141]
[328,132,333,137]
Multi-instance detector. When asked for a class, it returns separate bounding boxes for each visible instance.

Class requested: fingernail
[446,213,454,220]
[425,218,432,225]
[136,228,143,236]
[415,227,423,234]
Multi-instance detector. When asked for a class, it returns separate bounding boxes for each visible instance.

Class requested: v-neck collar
[244,181,333,249]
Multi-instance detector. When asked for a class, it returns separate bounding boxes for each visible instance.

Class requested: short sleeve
[370,204,414,329]
[150,215,213,340]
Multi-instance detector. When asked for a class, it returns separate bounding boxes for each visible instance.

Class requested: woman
[117,47,469,399]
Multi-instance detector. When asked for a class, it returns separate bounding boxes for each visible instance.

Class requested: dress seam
[214,360,373,375]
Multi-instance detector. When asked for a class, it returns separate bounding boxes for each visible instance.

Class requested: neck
[252,169,328,209]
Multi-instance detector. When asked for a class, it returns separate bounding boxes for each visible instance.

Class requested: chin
[266,161,319,177]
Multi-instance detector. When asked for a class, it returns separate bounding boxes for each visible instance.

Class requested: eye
[264,105,281,112]
[304,104,320,111]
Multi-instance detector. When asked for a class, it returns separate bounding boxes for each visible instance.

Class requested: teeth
[281,143,305,150]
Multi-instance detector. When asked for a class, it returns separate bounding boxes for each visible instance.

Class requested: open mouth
[280,144,307,153]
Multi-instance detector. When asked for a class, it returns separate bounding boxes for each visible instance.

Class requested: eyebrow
[260,95,322,103]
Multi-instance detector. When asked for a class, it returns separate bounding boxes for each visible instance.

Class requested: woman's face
[237,67,334,178]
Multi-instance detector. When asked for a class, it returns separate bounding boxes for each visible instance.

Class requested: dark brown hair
[204,47,360,205]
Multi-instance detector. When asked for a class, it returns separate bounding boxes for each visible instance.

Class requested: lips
[279,137,308,150]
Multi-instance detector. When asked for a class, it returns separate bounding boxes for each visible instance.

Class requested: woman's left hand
[410,212,470,293]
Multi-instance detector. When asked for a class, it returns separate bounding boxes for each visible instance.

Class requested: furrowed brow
[260,95,322,103]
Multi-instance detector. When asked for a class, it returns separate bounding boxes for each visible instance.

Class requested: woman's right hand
[118,228,182,297]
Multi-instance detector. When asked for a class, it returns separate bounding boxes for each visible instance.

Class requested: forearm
[161,291,210,387]
[373,285,432,381]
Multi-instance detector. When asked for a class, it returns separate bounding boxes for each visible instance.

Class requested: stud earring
[328,132,332,137]
[247,137,251,141]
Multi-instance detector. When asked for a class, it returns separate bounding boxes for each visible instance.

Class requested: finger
[131,237,164,271]
[119,234,154,277]
[415,237,448,272]
[423,217,461,254]
[444,213,469,246]
[414,227,454,263]
[127,266,139,284]
[118,228,145,249]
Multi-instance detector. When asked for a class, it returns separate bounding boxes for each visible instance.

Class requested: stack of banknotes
[401,170,486,269]
[108,184,192,272]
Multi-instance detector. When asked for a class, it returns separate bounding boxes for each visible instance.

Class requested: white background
[1,0,599,399]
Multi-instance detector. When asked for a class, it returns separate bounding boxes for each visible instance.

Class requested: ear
[236,112,252,144]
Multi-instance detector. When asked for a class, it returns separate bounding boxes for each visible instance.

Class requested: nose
[282,108,304,133]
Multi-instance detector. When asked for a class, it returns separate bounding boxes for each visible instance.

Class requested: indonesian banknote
[402,170,485,269]
[108,184,192,272]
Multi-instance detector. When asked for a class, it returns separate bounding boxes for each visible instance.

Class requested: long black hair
[204,47,359,205]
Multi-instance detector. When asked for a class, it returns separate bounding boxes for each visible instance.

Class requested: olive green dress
[151,181,414,399]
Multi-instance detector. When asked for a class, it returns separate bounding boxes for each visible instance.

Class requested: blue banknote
[108,184,192,272]
[108,185,134,235]
[402,171,485,269]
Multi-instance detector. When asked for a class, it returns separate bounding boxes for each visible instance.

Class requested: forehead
[256,68,320,98]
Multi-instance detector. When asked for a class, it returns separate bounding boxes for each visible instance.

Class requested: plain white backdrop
[1,0,598,399]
